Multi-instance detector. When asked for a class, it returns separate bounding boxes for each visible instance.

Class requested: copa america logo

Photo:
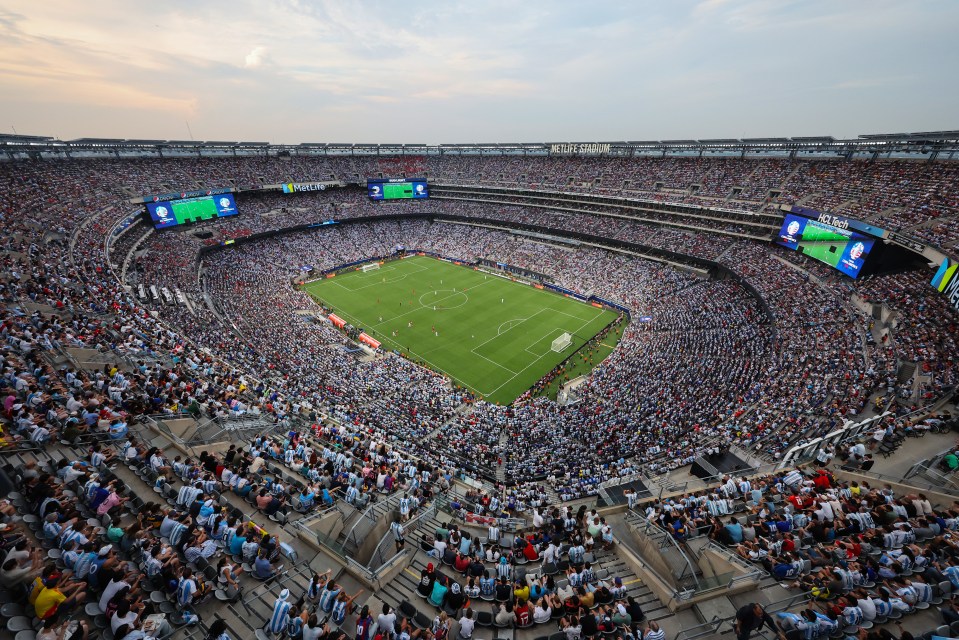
[219,197,231,208]
[155,206,170,219]
[786,220,801,236]
[849,242,865,260]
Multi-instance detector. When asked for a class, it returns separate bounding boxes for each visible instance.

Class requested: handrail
[673,617,724,640]
[780,397,953,468]
[842,463,959,495]
[290,501,340,527]
[624,511,701,592]
[695,538,770,579]
[370,499,438,569]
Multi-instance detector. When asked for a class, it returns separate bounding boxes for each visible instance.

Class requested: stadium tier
[1,143,958,640]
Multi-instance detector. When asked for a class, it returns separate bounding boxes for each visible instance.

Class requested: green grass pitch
[302,256,620,405]
[173,198,218,224]
[798,241,845,267]
[795,222,849,267]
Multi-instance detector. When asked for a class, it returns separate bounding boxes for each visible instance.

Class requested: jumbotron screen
[775,213,875,279]
[145,194,239,229]
[367,178,429,200]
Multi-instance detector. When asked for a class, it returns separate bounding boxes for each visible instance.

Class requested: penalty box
[471,309,583,372]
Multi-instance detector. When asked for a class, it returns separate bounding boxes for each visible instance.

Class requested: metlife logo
[931,258,959,312]
[282,182,328,193]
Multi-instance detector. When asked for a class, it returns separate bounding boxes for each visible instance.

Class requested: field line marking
[371,278,494,329]
[497,319,525,335]
[330,262,429,291]
[482,308,608,398]
[330,280,357,292]
[470,308,550,355]
[550,308,593,321]
[335,307,495,397]
[471,350,520,375]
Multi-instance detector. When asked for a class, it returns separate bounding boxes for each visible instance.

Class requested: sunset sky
[1,0,956,143]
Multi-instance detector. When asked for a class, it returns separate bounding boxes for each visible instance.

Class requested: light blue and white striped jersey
[73,551,97,580]
[268,598,291,634]
[170,522,188,547]
[319,586,341,613]
[176,577,197,606]
[332,598,348,623]
[43,520,63,541]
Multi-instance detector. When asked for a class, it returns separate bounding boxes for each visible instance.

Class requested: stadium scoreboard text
[367,178,429,200]
[145,193,239,229]
[549,143,611,155]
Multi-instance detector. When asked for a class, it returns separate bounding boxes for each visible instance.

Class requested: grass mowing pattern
[302,256,620,405]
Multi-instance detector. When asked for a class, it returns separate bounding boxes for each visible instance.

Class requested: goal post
[551,332,573,353]
[360,262,381,273]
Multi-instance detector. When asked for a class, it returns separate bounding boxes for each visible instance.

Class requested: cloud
[0,0,957,142]
[244,46,271,69]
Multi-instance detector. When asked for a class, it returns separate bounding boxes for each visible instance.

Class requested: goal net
[360,263,381,273]
[551,332,572,353]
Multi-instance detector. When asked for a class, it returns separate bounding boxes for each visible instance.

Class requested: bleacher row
[632,459,959,640]
[371,499,667,640]
[0,423,358,640]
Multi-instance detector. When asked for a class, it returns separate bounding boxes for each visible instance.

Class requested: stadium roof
[741,137,791,143]
[0,133,56,144]
[1,131,957,157]
[859,130,959,141]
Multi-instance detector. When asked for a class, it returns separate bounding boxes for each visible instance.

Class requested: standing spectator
[733,603,784,640]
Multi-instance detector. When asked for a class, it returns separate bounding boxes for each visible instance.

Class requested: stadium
[2,4,959,640]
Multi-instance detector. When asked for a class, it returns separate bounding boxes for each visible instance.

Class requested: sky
[1,0,957,144]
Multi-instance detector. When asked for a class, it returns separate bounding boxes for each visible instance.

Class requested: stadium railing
[779,393,954,468]
[624,510,701,593]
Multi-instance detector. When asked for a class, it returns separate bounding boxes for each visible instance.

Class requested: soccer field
[302,256,620,405]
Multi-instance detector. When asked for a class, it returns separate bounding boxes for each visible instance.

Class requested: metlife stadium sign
[282,182,328,193]
[931,258,959,312]
[549,143,611,155]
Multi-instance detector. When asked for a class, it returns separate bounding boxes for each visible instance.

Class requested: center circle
[418,289,468,310]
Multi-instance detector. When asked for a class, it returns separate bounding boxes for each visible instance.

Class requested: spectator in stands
[734,603,783,640]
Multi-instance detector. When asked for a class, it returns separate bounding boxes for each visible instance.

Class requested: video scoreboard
[775,212,878,279]
[145,193,239,230]
[367,178,429,200]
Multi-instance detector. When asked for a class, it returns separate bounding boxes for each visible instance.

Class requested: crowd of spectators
[1,155,958,510]
[639,458,959,639]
